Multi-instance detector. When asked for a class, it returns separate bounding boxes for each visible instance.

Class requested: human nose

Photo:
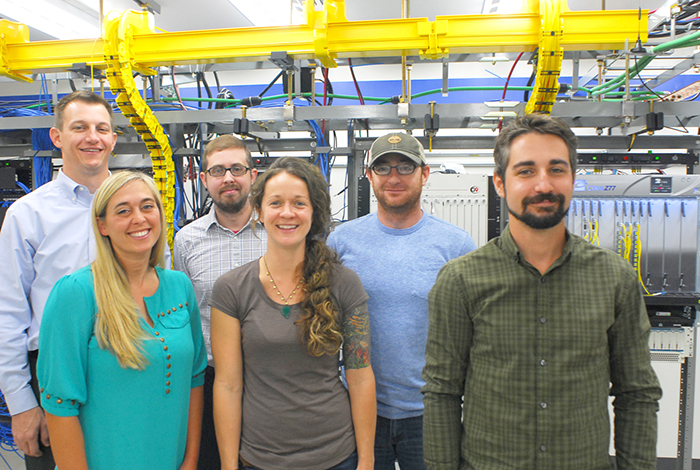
[386,167,402,181]
[85,126,99,142]
[280,202,294,217]
[533,170,554,192]
[222,168,236,181]
[132,208,147,223]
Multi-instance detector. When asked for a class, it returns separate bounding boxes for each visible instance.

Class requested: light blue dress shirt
[0,170,96,415]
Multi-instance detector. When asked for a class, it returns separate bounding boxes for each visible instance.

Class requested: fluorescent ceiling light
[228,0,306,27]
[0,0,99,40]
[484,101,520,108]
[479,53,509,63]
[482,0,524,14]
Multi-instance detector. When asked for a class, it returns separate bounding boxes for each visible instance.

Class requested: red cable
[498,52,524,131]
[348,58,365,105]
[322,68,329,135]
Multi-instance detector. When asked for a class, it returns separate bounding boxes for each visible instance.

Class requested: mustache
[218,183,241,193]
[522,192,564,207]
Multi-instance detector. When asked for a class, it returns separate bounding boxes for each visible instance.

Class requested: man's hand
[12,406,50,457]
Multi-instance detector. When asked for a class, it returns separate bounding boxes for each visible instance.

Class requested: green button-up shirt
[422,226,662,470]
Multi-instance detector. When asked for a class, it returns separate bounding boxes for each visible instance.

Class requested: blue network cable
[0,389,23,468]
[306,119,330,181]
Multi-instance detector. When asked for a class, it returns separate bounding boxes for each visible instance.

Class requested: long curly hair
[250,157,342,356]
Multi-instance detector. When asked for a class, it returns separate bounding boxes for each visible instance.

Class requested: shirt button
[166,389,171,394]
[166,381,171,386]
[164,346,169,351]
[166,364,171,369]
[540,277,545,284]
[154,331,160,336]
[540,359,547,366]
[166,354,171,360]
[539,317,546,324]
[540,445,546,452]
[167,372,171,377]
[540,402,547,409]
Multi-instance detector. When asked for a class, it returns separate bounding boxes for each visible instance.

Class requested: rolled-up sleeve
[37,275,96,417]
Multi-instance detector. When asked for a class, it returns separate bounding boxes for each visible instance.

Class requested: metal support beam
[0,6,647,79]
[677,323,696,470]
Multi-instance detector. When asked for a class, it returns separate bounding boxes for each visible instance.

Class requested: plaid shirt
[173,209,267,363]
[422,225,661,470]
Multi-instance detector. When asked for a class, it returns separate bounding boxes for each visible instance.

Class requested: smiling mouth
[129,229,150,238]
[277,225,298,230]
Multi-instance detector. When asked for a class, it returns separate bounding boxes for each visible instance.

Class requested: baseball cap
[369,132,426,167]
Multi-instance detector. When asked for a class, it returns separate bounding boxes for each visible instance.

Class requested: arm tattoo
[343,302,371,369]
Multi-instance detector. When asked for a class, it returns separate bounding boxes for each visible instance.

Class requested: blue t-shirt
[327,211,476,419]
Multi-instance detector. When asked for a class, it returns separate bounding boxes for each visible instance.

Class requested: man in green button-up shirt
[422,114,662,470]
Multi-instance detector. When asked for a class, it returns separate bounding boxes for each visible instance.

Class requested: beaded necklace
[262,255,303,318]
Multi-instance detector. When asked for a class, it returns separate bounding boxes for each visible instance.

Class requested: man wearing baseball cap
[327,132,476,470]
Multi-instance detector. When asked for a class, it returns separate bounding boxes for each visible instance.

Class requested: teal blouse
[38,265,207,470]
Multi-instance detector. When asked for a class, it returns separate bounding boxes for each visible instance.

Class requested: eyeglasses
[371,162,418,176]
[205,165,252,178]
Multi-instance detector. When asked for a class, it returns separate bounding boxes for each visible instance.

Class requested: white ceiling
[1,0,671,42]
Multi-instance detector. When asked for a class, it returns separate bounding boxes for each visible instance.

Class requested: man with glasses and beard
[328,132,476,470]
[174,135,266,469]
[422,114,661,470]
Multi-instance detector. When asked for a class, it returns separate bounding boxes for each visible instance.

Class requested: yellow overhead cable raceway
[103,10,176,252]
[0,0,648,249]
[525,0,563,114]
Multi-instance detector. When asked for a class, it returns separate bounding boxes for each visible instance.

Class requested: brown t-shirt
[210,259,369,470]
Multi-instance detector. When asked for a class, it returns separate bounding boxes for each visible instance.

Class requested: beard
[507,192,569,230]
[374,184,422,215]
[211,184,250,215]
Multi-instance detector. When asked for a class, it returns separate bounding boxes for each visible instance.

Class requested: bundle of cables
[0,106,54,189]
[0,389,22,467]
[306,119,331,181]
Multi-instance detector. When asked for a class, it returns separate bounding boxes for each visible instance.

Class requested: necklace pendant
[281,306,291,318]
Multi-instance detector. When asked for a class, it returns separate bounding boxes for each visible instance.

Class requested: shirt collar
[498,223,575,272]
[205,208,257,234]
[56,169,93,207]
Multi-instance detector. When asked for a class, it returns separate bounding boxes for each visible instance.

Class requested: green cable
[590,30,700,97]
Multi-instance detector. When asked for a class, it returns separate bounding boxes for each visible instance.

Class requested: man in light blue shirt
[327,132,476,470]
[0,91,116,470]
[174,134,266,470]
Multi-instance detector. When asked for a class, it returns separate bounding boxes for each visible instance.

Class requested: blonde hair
[91,171,167,369]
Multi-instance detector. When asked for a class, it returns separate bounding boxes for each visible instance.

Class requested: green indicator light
[655,156,660,160]
[592,156,597,160]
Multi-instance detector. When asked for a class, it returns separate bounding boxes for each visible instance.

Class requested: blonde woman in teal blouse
[38,171,207,470]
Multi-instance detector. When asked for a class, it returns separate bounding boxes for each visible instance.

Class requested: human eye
[397,163,415,174]
[141,202,156,211]
[208,166,225,177]
[230,165,246,175]
[116,207,130,215]
[373,165,390,175]
[98,126,111,133]
[516,168,533,176]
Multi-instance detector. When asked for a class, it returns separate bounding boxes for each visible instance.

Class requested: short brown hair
[54,91,113,131]
[202,134,253,171]
[494,114,578,180]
